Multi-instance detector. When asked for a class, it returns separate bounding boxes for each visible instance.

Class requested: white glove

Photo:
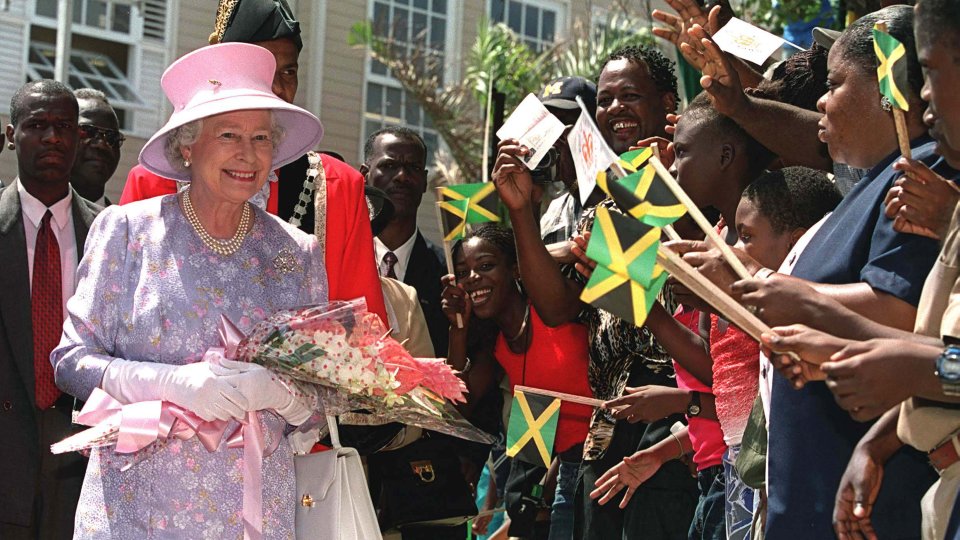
[219,364,318,426]
[100,359,250,422]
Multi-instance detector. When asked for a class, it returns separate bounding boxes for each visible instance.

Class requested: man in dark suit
[361,126,449,357]
[1,80,101,539]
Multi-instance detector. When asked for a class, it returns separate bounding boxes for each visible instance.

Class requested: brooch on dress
[272,248,302,275]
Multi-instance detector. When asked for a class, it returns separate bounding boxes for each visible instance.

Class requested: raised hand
[885,157,960,240]
[441,274,472,327]
[680,24,749,118]
[570,233,597,280]
[493,138,535,211]
[602,385,688,424]
[629,137,676,169]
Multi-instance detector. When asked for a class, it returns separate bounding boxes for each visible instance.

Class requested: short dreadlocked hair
[600,45,678,100]
[452,225,517,267]
[742,167,842,234]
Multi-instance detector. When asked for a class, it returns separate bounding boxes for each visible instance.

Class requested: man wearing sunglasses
[70,89,123,206]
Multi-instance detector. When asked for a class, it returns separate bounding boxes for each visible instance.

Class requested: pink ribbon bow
[70,315,279,540]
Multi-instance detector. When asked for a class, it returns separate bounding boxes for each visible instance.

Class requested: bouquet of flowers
[231,298,490,442]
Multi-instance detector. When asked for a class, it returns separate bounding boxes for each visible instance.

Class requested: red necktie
[32,211,63,409]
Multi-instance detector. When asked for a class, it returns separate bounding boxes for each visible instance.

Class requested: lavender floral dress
[51,195,327,539]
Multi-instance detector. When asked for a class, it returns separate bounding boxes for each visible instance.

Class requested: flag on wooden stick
[438,183,501,224]
[506,390,561,468]
[580,207,669,326]
[873,24,909,111]
[597,148,687,228]
[438,198,471,242]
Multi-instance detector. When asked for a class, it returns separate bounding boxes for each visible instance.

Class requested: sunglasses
[78,124,125,149]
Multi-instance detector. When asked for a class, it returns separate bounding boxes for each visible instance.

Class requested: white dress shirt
[18,180,78,321]
[373,228,418,282]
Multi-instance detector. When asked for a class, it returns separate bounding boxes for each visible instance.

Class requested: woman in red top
[442,225,592,539]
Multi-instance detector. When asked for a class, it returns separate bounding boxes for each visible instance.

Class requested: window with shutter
[489,0,565,52]
[22,0,174,135]
[362,0,455,164]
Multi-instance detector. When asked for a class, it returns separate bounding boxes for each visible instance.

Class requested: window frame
[486,0,567,52]
[359,0,462,164]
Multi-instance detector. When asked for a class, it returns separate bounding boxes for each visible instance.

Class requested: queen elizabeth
[51,43,327,538]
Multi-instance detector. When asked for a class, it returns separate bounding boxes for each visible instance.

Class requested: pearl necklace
[182,186,251,257]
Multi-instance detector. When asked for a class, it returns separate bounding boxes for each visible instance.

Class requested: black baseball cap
[538,76,597,119]
[812,27,842,50]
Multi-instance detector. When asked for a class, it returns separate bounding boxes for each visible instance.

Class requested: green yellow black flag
[438,198,471,242]
[597,148,687,228]
[580,206,668,326]
[438,183,501,224]
[506,390,561,468]
[873,24,909,111]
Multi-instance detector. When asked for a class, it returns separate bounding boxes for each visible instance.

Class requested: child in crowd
[593,167,842,540]
[442,225,593,540]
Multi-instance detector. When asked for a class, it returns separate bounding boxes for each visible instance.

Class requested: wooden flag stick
[876,22,913,161]
[434,188,463,329]
[514,385,606,408]
[663,224,682,242]
[647,157,754,281]
[657,247,768,340]
[657,246,802,364]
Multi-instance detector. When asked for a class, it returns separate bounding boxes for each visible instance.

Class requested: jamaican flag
[438,182,501,224]
[597,148,687,228]
[873,24,909,111]
[506,390,561,468]
[580,206,669,326]
[438,198,471,242]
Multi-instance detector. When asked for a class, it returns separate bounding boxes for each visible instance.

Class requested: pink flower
[185,458,194,468]
[156,518,166,530]
[253,307,266,319]
[250,257,260,266]
[194,513,204,522]
[413,358,468,403]
[239,316,252,328]
[208,255,218,263]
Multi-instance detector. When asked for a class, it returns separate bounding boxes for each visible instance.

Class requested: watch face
[688,405,701,416]
[941,353,960,381]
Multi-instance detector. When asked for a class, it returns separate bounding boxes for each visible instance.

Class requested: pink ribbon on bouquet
[69,316,278,540]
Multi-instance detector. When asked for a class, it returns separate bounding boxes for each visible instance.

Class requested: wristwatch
[686,391,702,417]
[935,345,960,397]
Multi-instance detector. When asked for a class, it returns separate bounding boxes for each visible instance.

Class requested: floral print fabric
[51,195,327,539]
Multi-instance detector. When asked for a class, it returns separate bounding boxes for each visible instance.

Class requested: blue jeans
[548,460,579,540]
[689,465,726,540]
[723,446,756,540]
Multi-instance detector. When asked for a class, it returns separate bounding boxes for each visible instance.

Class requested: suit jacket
[381,276,435,358]
[402,233,449,359]
[0,182,101,526]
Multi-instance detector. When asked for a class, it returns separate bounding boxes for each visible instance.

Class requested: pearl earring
[6,142,12,150]
[183,159,191,168]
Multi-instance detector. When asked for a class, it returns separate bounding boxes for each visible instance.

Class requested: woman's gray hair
[163,111,286,176]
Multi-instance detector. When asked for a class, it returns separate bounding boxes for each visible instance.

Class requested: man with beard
[118,0,387,324]
[70,89,123,205]
[493,46,697,540]
[0,80,101,539]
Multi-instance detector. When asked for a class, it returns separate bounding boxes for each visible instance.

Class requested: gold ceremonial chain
[182,186,251,257]
[289,151,321,229]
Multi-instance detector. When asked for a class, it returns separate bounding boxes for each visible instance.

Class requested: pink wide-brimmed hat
[139,42,323,181]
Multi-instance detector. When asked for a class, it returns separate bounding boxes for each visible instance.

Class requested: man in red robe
[119,0,387,324]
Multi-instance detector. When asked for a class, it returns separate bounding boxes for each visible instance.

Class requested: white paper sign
[496,93,567,170]
[568,100,618,205]
[712,17,786,66]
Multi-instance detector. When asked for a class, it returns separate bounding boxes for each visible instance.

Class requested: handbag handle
[326,414,341,448]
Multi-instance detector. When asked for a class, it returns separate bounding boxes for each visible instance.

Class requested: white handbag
[294,415,381,540]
